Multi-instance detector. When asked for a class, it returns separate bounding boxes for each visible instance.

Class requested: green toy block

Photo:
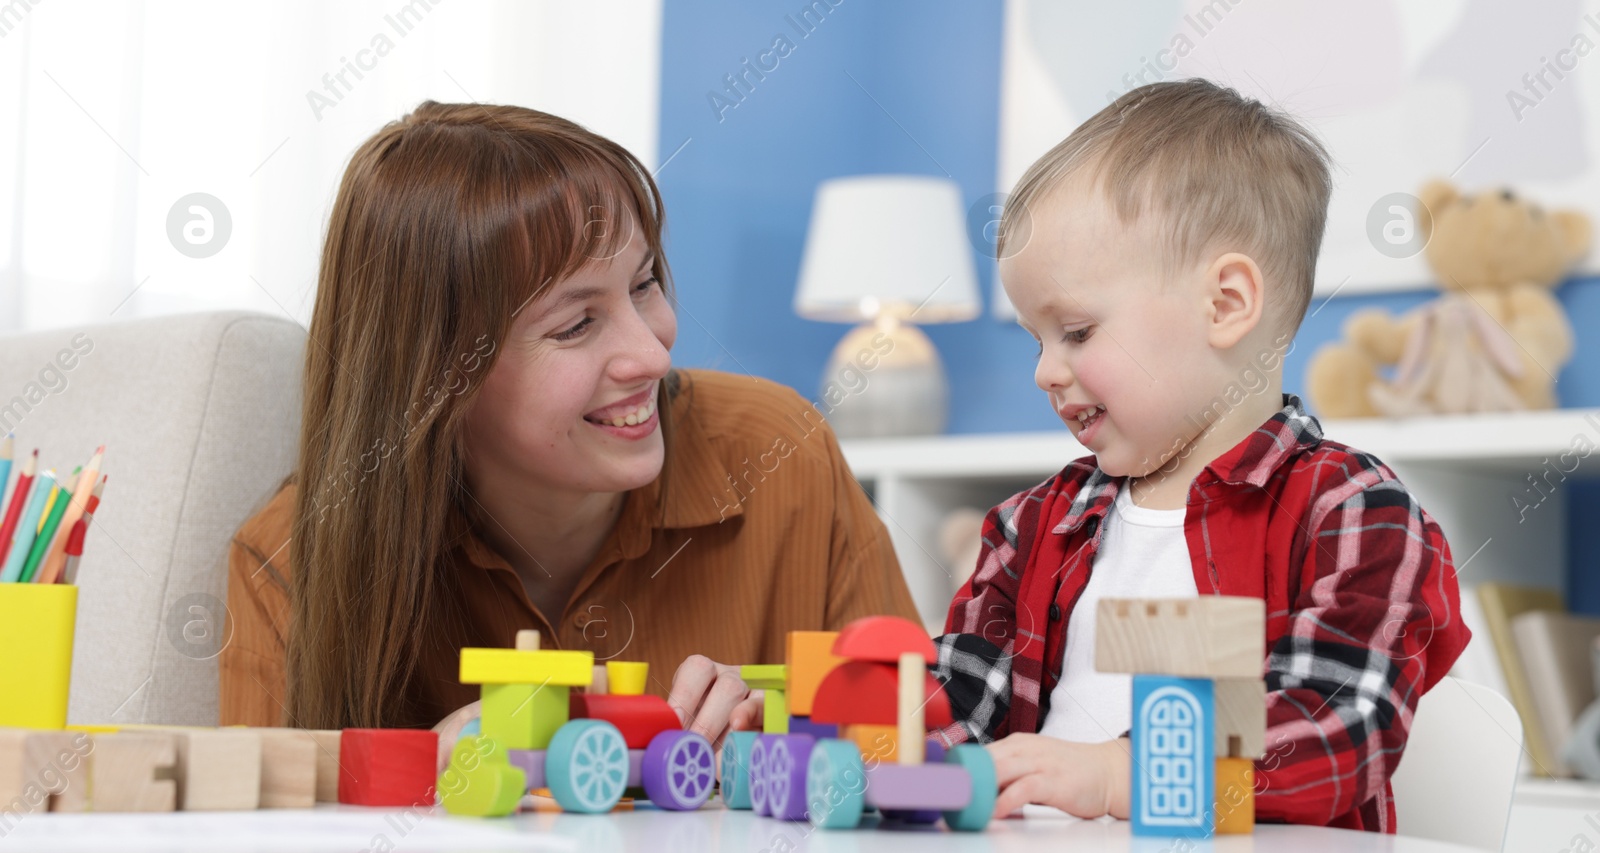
[764,687,789,734]
[482,682,569,750]
[739,664,787,689]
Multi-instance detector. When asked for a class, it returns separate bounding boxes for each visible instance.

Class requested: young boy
[930,79,1469,833]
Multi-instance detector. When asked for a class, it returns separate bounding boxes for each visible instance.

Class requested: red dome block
[569,693,682,749]
[832,616,938,663]
[811,660,952,727]
[338,729,438,807]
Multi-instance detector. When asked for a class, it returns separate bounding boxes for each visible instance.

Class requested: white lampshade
[794,175,981,323]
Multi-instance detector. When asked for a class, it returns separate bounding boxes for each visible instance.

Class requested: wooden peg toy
[897,652,925,765]
[1095,597,1264,678]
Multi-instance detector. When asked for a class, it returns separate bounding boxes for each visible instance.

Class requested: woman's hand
[432,700,483,775]
[987,733,1132,819]
[665,654,763,751]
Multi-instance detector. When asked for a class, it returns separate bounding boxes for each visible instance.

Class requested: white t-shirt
[1036,484,1198,743]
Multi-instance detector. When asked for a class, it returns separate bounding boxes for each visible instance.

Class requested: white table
[0,803,1489,852]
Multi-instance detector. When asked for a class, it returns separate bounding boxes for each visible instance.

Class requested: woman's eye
[554,316,592,341]
[634,276,660,296]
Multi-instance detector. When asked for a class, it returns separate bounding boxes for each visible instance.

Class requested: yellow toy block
[66,724,121,735]
[1214,757,1255,833]
[459,648,595,686]
[0,584,77,729]
[738,664,787,688]
[606,661,648,695]
[785,631,843,716]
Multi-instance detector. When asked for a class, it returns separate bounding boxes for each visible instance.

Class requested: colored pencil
[0,434,13,516]
[61,476,104,586]
[0,451,35,571]
[22,472,73,583]
[37,447,103,584]
[60,518,85,586]
[1,468,55,582]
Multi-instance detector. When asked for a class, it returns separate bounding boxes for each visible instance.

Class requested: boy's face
[1001,179,1221,481]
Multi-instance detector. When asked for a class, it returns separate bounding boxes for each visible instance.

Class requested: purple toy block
[863,763,971,811]
[787,715,839,740]
[506,749,546,789]
[628,749,645,787]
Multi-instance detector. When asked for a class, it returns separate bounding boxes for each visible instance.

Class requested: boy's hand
[666,654,764,751]
[987,734,1132,819]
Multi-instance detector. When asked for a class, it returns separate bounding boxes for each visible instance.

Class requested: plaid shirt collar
[1051,393,1324,536]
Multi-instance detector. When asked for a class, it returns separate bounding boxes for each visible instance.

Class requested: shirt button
[1049,603,1061,621]
[1084,516,1099,536]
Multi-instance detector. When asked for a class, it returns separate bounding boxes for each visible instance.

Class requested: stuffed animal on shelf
[1307,180,1591,418]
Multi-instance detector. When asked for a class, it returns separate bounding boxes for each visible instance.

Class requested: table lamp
[794,175,981,438]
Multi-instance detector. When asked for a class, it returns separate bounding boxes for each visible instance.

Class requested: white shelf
[841,407,1600,631]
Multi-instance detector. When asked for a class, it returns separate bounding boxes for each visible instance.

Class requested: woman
[219,102,919,752]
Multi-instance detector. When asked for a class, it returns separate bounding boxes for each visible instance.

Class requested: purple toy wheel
[642,730,715,810]
[764,734,817,821]
[749,735,772,816]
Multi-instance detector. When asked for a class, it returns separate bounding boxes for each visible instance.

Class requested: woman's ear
[1204,252,1265,351]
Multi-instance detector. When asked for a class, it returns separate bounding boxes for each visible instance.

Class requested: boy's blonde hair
[1000,78,1333,337]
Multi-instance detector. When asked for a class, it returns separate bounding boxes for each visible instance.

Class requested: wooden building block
[785,631,843,716]
[1095,597,1264,678]
[811,660,952,728]
[515,630,540,651]
[483,683,569,751]
[863,762,970,811]
[605,661,648,695]
[0,729,88,814]
[307,730,341,802]
[568,694,679,748]
[169,729,261,810]
[1131,675,1214,839]
[832,616,937,664]
[737,664,787,689]
[459,648,594,686]
[88,732,177,812]
[1214,678,1266,759]
[338,729,437,807]
[1214,757,1255,834]
[254,729,317,808]
[841,724,897,763]
[898,652,925,765]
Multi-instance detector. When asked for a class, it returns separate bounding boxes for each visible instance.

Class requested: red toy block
[337,729,438,807]
[811,660,952,727]
[832,616,938,664]
[569,693,681,749]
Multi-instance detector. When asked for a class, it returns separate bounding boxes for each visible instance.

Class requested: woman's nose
[612,311,672,380]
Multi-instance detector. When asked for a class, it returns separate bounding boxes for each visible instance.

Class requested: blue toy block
[1131,675,1215,838]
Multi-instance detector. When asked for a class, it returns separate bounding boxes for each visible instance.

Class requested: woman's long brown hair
[286,101,675,729]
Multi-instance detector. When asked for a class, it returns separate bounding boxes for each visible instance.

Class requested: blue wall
[657,0,1600,608]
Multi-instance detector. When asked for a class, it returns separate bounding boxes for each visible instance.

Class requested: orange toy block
[832,616,937,664]
[785,631,843,716]
[1214,757,1255,834]
[841,723,898,763]
[811,660,952,728]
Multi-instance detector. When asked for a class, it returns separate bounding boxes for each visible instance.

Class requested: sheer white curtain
[0,0,663,332]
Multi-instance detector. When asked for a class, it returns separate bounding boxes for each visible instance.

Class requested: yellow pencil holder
[0,583,77,729]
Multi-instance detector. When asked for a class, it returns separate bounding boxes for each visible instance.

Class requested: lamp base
[819,319,949,438]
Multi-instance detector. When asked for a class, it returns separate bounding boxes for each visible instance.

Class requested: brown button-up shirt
[219,368,919,728]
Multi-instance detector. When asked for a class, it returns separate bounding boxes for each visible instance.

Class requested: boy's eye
[554,316,592,341]
[1063,327,1091,345]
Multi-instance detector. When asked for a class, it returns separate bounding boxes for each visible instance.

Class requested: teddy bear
[1307,179,1591,418]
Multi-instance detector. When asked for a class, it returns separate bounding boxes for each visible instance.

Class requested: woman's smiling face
[464,221,677,499]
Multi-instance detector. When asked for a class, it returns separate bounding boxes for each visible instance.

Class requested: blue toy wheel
[720,731,758,809]
[643,730,715,810]
[805,738,865,830]
[942,743,997,831]
[749,735,772,816]
[546,719,629,814]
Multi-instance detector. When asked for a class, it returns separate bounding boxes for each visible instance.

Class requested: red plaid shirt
[931,393,1469,833]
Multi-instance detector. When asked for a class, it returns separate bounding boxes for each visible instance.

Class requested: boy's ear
[1204,252,1265,350]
